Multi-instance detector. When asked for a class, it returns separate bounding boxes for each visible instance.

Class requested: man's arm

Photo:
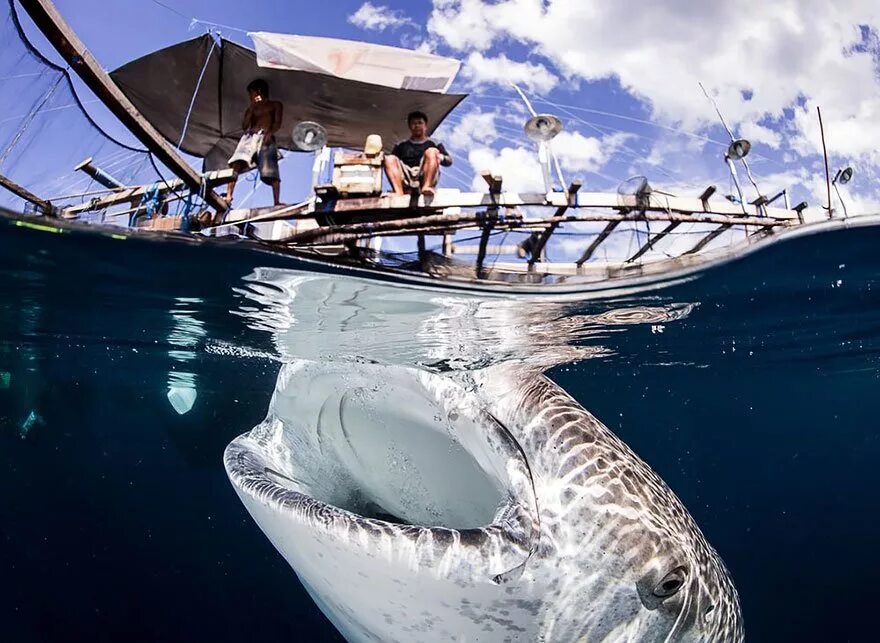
[437,142,452,167]
[241,106,253,133]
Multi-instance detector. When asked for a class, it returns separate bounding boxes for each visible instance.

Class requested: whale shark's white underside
[225,359,743,642]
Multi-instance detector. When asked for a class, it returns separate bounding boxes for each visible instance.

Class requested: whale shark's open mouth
[251,360,522,530]
[224,361,539,599]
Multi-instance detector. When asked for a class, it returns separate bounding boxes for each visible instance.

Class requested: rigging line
[446,105,718,186]
[8,0,147,153]
[474,129,621,186]
[147,0,189,20]
[0,74,63,168]
[148,153,188,204]
[698,81,764,203]
[189,19,250,35]
[472,92,729,147]
[519,90,702,190]
[0,72,44,80]
[697,82,735,140]
[442,113,622,187]
[177,36,218,151]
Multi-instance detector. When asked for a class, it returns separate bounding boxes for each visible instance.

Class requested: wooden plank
[452,244,521,255]
[685,224,732,254]
[63,169,235,216]
[18,0,227,212]
[576,220,620,265]
[626,221,680,263]
[0,173,53,213]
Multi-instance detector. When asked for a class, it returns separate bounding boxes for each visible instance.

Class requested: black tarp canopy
[110,35,467,171]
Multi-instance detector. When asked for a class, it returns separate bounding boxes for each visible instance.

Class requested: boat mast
[17,0,227,213]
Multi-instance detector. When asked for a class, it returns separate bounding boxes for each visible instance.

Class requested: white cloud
[428,0,880,171]
[442,109,500,150]
[465,130,627,191]
[468,146,544,191]
[463,52,558,93]
[348,2,417,31]
[739,121,783,150]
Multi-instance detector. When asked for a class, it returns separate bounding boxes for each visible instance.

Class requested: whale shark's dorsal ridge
[225,360,743,642]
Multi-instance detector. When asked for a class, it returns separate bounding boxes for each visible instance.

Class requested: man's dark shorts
[257,138,280,184]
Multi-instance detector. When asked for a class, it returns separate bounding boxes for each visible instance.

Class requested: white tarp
[249,32,460,93]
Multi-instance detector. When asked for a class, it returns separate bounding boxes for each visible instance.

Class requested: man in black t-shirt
[383,110,453,196]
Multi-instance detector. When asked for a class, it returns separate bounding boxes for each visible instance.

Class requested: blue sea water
[1,215,879,642]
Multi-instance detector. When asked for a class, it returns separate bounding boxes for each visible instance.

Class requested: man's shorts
[228,132,280,184]
[396,156,439,188]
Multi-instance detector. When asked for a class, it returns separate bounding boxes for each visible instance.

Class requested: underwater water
[1,216,879,642]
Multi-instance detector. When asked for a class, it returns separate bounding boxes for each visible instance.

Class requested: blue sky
[5,0,880,219]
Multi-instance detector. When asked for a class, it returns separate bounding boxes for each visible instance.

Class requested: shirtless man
[383,111,452,196]
[226,79,283,206]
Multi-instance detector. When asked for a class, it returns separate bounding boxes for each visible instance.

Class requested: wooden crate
[331,153,383,196]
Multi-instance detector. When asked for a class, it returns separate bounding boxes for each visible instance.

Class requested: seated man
[383,111,452,196]
[225,79,283,206]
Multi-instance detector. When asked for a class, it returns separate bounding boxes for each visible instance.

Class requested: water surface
[1,218,878,641]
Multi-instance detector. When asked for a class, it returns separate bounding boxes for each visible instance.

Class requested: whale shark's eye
[653,566,687,598]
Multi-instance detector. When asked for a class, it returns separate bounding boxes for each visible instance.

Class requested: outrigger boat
[0,0,853,295]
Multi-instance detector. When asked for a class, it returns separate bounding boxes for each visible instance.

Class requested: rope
[176,35,218,151]
[146,0,250,34]
[129,182,161,226]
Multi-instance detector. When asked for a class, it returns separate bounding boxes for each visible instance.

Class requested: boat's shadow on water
[2,220,880,641]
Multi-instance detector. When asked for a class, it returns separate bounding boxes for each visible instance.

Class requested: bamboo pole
[0,172,53,214]
[817,106,833,219]
[627,221,680,263]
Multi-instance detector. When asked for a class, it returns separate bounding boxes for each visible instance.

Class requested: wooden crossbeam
[576,220,620,265]
[685,224,732,254]
[626,221,680,263]
[18,0,227,212]
[698,185,716,209]
[528,179,582,268]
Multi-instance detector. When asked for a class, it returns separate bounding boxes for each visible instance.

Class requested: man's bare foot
[421,186,436,197]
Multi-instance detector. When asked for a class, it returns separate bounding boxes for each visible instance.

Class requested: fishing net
[0,0,207,223]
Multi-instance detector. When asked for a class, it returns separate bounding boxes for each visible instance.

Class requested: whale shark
[224,359,742,641]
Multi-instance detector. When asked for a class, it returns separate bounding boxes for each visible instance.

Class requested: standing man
[226,79,283,206]
[383,111,452,196]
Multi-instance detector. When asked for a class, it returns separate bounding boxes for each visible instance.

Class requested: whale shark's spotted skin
[225,361,743,642]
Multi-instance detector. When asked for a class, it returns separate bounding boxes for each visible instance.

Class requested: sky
[8,0,880,217]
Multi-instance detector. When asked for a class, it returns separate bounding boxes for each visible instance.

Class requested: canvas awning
[110,35,466,171]
[250,32,461,93]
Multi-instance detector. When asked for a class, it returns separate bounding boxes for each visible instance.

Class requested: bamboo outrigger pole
[17,0,228,213]
[0,172,53,213]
